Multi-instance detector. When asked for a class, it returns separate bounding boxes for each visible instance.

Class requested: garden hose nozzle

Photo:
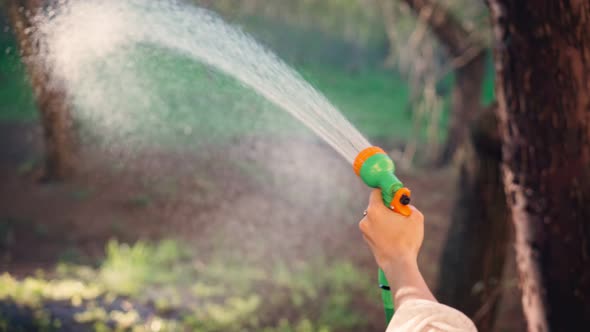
[353,146,412,216]
[354,146,412,323]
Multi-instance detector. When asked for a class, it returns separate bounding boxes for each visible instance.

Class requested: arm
[359,189,435,308]
[359,190,477,332]
[382,255,436,308]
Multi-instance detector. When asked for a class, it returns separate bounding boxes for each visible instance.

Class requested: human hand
[359,189,425,270]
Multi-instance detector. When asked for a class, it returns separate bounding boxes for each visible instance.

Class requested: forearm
[383,258,477,332]
[381,257,436,308]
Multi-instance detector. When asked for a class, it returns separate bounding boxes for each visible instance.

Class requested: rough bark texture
[7,0,75,180]
[401,0,486,165]
[488,1,590,331]
[437,106,510,332]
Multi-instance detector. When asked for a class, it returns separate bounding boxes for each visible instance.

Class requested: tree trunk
[7,0,75,181]
[488,1,590,330]
[437,106,510,332]
[438,51,486,165]
[377,0,401,69]
[395,2,509,328]
[401,0,486,165]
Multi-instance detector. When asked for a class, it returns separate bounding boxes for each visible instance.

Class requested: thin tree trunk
[401,0,486,165]
[488,1,590,330]
[437,106,510,332]
[377,0,401,68]
[7,0,75,181]
[438,51,486,165]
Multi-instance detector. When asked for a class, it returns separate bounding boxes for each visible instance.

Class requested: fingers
[358,218,375,245]
[408,205,424,223]
[367,189,392,215]
[362,234,375,247]
[368,189,383,206]
[358,216,369,233]
[364,191,423,227]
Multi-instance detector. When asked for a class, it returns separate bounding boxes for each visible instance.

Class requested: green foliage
[98,239,189,296]
[199,0,385,48]
[0,30,37,122]
[185,295,262,331]
[74,305,108,323]
[0,273,102,308]
[262,318,331,332]
[301,65,414,140]
[0,239,375,331]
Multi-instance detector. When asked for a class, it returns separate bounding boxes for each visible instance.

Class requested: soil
[0,122,525,331]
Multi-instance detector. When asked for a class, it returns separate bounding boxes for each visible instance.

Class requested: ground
[0,122,525,331]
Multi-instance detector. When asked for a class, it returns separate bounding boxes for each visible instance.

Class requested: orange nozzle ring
[391,187,412,216]
[353,146,386,176]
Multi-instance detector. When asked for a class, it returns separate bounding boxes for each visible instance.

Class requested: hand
[359,189,425,270]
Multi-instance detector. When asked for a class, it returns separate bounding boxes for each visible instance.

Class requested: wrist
[380,256,437,306]
[380,256,418,284]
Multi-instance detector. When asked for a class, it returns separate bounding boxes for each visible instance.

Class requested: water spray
[353,146,412,323]
[37,0,413,325]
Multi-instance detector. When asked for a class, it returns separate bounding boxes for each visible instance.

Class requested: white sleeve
[386,299,477,332]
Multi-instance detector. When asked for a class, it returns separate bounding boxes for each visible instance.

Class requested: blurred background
[0,0,523,331]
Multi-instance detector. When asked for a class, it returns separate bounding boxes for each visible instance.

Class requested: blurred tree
[6,0,75,180]
[376,0,445,164]
[379,1,510,330]
[197,0,383,48]
[401,0,487,165]
[437,104,510,332]
[488,0,590,330]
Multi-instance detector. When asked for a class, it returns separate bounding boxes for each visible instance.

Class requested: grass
[0,239,376,332]
[300,65,414,140]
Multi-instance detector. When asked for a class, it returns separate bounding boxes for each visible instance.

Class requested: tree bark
[7,0,75,181]
[400,0,486,165]
[488,1,590,330]
[437,106,510,332]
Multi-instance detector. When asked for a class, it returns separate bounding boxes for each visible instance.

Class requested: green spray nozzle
[354,147,412,216]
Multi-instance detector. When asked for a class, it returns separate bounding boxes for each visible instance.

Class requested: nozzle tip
[400,194,411,205]
[391,187,412,216]
[353,146,386,176]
